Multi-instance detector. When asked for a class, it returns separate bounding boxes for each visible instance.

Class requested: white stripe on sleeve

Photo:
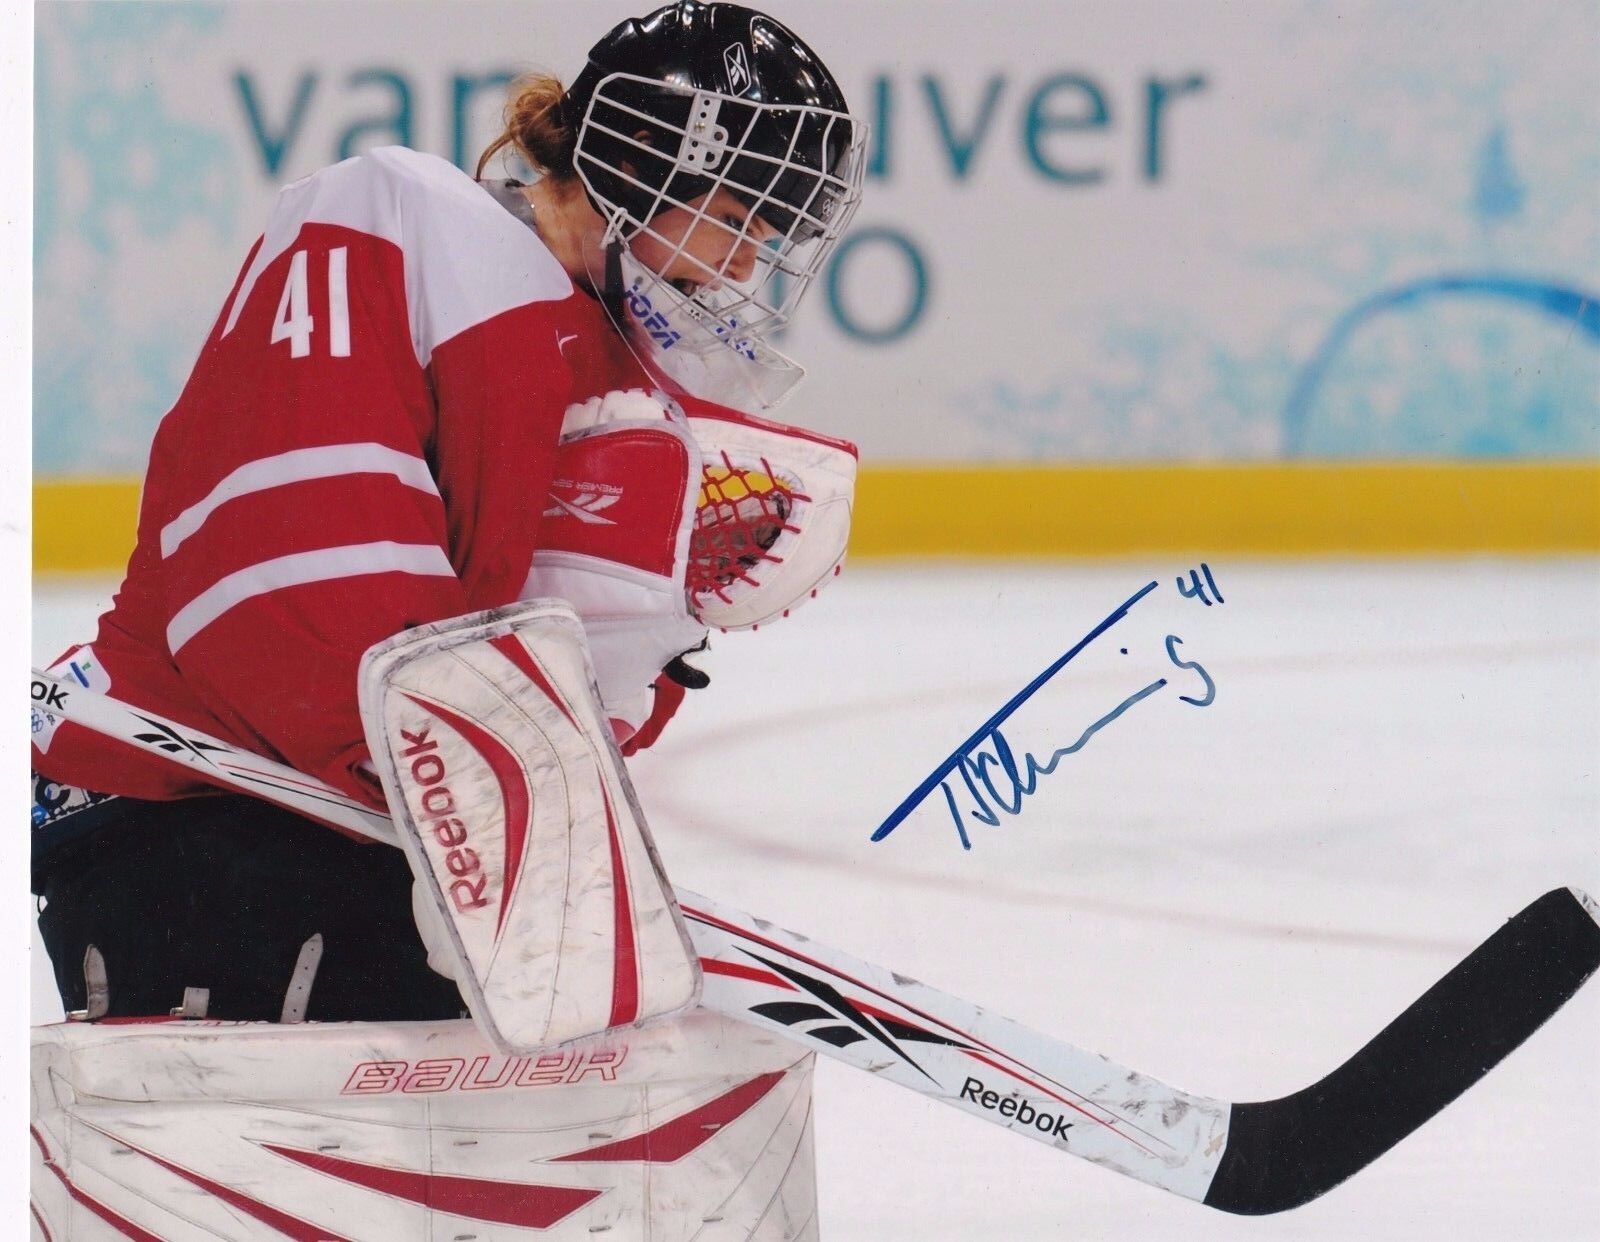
[161,443,439,559]
[166,542,455,655]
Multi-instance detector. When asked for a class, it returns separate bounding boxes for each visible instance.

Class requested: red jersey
[35,147,650,807]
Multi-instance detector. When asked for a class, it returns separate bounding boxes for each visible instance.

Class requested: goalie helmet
[567,1,868,409]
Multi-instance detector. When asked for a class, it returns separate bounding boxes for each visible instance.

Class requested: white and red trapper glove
[522,392,708,738]
[524,388,856,741]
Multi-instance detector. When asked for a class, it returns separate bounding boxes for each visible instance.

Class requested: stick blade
[1203,888,1600,1215]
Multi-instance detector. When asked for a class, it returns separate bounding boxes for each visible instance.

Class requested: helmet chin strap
[602,236,628,327]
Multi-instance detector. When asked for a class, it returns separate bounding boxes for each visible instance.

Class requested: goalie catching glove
[525,388,857,743]
[359,600,699,1054]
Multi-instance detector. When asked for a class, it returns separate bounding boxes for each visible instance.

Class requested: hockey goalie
[30,4,865,1238]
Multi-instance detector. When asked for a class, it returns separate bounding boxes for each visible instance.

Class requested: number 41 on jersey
[272,247,351,359]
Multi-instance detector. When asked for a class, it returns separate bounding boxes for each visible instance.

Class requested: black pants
[35,794,466,1022]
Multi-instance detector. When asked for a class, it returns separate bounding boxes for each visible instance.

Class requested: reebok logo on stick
[961,1077,1074,1140]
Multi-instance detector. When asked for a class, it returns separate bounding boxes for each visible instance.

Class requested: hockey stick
[30,669,1600,1214]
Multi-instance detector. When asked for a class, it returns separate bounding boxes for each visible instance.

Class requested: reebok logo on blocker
[396,718,489,914]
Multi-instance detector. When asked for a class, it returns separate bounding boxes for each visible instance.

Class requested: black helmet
[565,1,863,246]
[562,0,867,397]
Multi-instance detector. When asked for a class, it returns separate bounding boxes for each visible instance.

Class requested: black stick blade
[1203,888,1600,1215]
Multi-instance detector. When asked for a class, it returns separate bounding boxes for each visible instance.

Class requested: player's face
[630,188,779,297]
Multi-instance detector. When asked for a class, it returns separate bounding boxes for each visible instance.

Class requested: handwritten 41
[872,566,1222,850]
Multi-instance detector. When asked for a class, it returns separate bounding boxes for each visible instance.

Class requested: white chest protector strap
[358,600,699,1054]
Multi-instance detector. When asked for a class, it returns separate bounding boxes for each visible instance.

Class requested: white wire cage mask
[575,71,868,408]
[603,246,811,411]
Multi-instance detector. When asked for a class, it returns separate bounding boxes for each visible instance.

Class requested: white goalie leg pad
[358,599,699,1053]
[31,1013,818,1241]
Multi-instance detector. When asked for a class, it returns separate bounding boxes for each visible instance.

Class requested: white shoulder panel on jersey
[220,145,573,365]
[358,599,699,1054]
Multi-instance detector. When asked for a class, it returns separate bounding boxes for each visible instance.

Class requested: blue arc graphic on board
[1282,274,1600,456]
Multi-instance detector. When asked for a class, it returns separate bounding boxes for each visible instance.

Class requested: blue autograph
[871,578,1217,850]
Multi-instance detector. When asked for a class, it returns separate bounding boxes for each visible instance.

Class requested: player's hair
[475,73,577,180]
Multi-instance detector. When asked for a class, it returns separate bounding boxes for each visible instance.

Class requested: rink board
[32,461,1600,574]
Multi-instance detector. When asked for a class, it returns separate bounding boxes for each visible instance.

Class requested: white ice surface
[31,559,1600,1240]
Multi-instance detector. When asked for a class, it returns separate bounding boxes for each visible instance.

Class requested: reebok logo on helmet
[723,42,754,94]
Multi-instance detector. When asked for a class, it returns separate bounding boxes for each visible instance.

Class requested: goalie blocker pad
[358,600,700,1054]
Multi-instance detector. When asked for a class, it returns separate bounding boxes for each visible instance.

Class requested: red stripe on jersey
[163,464,449,581]
[160,442,438,559]
[167,542,456,654]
